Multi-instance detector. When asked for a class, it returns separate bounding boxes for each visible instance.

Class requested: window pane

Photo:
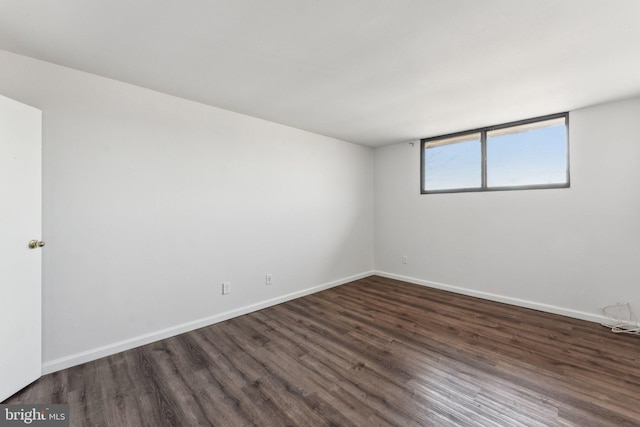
[487,119,567,188]
[424,133,481,191]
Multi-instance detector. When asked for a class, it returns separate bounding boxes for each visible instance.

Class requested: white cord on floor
[601,303,640,335]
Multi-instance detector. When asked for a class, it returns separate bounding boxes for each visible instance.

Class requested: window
[421,113,569,193]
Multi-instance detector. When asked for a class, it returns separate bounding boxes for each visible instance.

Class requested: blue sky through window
[424,137,481,191]
[487,125,567,187]
[422,115,568,193]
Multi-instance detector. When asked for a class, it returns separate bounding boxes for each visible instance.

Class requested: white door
[0,94,42,402]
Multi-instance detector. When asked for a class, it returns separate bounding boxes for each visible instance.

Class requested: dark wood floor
[6,276,640,426]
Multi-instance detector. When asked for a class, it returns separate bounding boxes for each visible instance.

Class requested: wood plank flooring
[5,276,640,426]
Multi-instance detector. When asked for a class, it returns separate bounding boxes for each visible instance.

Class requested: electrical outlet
[222,282,231,295]
[402,255,408,264]
[265,274,272,285]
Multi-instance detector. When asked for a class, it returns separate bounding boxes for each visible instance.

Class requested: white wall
[3,45,638,374]
[374,96,640,322]
[0,51,374,372]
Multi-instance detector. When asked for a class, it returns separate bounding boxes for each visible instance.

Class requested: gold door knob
[28,240,46,249]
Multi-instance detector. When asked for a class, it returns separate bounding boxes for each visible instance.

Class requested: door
[0,94,42,402]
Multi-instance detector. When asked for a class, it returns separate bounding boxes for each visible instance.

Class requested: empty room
[1,1,640,425]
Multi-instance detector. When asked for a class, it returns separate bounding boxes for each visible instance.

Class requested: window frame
[420,112,570,194]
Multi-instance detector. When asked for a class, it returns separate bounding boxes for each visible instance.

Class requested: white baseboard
[373,270,609,325]
[43,270,611,375]
[42,271,375,375]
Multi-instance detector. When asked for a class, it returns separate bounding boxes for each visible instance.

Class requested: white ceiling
[1,1,639,147]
